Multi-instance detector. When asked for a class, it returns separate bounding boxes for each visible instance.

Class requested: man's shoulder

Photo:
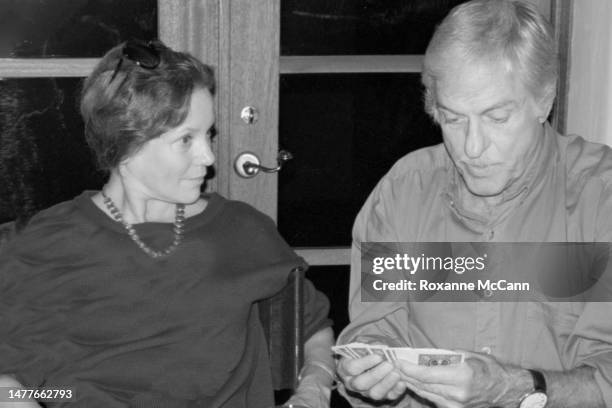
[384,143,449,184]
[360,144,448,220]
[562,134,612,186]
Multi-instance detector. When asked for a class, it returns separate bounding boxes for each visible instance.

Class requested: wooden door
[213,0,561,272]
[0,0,568,295]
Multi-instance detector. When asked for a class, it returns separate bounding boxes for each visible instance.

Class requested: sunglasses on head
[109,39,161,83]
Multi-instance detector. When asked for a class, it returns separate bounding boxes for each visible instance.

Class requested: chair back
[0,221,17,252]
[259,265,305,391]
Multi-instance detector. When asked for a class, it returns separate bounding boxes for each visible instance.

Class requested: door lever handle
[234,150,293,178]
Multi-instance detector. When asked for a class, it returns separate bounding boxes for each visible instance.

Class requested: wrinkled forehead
[433,57,531,112]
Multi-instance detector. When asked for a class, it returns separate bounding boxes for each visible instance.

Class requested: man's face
[434,60,548,197]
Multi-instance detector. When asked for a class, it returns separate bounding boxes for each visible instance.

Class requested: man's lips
[461,162,499,176]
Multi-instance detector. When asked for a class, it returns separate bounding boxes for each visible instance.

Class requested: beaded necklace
[101,191,185,258]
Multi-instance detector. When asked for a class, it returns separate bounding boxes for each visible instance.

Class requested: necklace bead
[101,191,185,258]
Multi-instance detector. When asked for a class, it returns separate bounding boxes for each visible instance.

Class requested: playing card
[368,345,391,363]
[332,343,464,367]
[418,353,464,366]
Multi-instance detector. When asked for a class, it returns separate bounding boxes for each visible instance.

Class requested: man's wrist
[517,370,548,408]
[491,367,536,408]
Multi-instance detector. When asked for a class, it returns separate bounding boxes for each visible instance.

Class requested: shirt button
[483,289,493,298]
[481,346,492,354]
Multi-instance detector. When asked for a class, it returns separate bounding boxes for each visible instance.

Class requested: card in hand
[333,342,464,366]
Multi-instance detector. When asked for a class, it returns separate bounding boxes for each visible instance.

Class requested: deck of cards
[333,342,465,367]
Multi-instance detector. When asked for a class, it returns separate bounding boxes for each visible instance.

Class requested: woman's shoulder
[203,192,272,224]
[25,193,93,230]
[5,193,95,257]
[200,193,298,264]
[197,193,284,246]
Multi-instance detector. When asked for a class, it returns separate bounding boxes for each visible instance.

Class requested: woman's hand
[0,375,42,408]
[284,327,335,407]
[283,371,331,408]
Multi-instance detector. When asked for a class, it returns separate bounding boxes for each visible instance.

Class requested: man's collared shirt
[339,124,612,407]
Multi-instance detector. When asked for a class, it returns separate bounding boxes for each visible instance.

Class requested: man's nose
[464,120,486,159]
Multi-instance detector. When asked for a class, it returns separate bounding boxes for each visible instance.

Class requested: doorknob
[234,150,294,178]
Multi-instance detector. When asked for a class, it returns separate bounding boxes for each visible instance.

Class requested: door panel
[278,73,442,247]
[226,0,280,218]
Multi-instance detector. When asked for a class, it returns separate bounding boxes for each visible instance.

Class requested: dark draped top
[0,192,330,407]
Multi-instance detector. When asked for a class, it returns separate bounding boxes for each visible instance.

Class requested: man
[336,1,612,407]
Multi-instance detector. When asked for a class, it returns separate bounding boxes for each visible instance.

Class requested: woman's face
[121,87,216,204]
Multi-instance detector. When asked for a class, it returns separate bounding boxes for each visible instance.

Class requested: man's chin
[462,178,508,198]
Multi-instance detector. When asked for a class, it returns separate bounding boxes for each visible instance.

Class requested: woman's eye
[180,135,193,145]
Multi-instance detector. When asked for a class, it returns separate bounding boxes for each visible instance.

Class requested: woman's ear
[117,157,131,177]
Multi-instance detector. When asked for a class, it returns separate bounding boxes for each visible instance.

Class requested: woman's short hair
[422,0,558,120]
[80,39,215,172]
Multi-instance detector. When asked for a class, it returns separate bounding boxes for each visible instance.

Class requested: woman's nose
[195,138,215,166]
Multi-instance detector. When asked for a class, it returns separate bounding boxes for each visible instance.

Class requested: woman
[0,39,334,408]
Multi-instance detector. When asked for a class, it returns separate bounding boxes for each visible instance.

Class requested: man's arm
[336,176,419,407]
[543,367,604,408]
[398,352,605,408]
[337,354,408,405]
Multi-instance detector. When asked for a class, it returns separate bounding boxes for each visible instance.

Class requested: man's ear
[538,87,556,123]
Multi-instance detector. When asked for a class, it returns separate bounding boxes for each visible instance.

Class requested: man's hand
[337,353,408,402]
[397,351,530,408]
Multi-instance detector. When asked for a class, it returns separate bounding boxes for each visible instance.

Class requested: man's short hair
[80,40,215,172]
[422,0,558,121]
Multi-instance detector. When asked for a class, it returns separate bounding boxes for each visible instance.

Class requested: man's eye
[443,115,462,124]
[181,135,193,145]
[488,115,509,124]
[486,110,510,124]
